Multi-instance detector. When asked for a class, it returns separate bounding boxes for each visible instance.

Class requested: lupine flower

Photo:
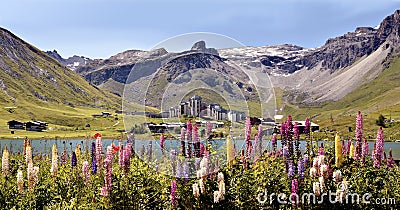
[298,157,305,180]
[50,144,58,177]
[354,111,363,160]
[118,145,124,166]
[187,120,193,157]
[280,123,287,146]
[318,143,325,156]
[193,183,200,197]
[245,116,252,157]
[61,150,67,165]
[291,179,299,208]
[362,138,369,156]
[23,138,29,155]
[95,135,103,168]
[346,141,351,156]
[373,127,385,168]
[91,142,95,159]
[288,160,295,178]
[283,146,289,158]
[170,180,177,208]
[170,150,177,175]
[214,172,225,203]
[199,156,209,178]
[199,178,205,194]
[124,143,132,172]
[271,133,277,151]
[304,154,309,167]
[320,164,328,178]
[101,151,113,196]
[71,152,77,167]
[180,127,186,156]
[82,161,90,184]
[27,162,39,190]
[206,121,212,137]
[319,176,326,193]
[26,143,32,165]
[285,116,294,158]
[2,147,9,177]
[305,118,311,154]
[333,170,342,183]
[17,170,23,193]
[183,160,189,180]
[313,182,321,196]
[349,142,354,158]
[334,133,343,167]
[387,148,395,168]
[160,133,165,151]
[92,155,97,174]
[193,124,199,157]
[200,143,205,157]
[310,167,317,178]
[176,159,183,178]
[294,122,300,156]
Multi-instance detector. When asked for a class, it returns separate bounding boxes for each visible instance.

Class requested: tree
[376,114,386,127]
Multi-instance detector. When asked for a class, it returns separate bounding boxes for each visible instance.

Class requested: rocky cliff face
[45,50,92,71]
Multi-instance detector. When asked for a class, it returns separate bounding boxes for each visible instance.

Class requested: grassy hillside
[280,55,400,140]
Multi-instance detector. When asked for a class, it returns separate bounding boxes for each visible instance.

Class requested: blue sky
[1,0,399,58]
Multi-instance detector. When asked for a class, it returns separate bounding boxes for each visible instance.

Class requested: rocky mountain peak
[190,40,219,56]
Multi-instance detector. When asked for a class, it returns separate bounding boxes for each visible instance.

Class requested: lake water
[1,139,400,160]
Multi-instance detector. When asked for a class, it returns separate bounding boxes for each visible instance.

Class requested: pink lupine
[373,127,385,168]
[354,111,363,160]
[187,120,192,157]
[206,121,212,137]
[170,180,177,208]
[118,145,124,166]
[82,161,90,184]
[160,133,165,151]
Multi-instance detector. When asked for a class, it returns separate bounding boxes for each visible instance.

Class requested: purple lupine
[118,145,124,166]
[354,111,363,160]
[387,148,395,168]
[160,134,165,153]
[187,120,193,157]
[288,160,295,178]
[373,127,385,168]
[291,179,299,208]
[304,154,309,168]
[298,157,305,180]
[71,152,77,167]
[193,124,200,157]
[305,118,311,154]
[206,121,212,137]
[283,146,289,158]
[286,115,294,158]
[176,159,182,178]
[294,122,300,157]
[170,150,177,175]
[271,133,277,151]
[245,116,252,157]
[318,143,325,156]
[346,141,351,156]
[280,123,287,146]
[170,180,177,208]
[91,142,96,160]
[195,158,201,170]
[180,128,186,156]
[183,160,189,181]
[92,156,97,174]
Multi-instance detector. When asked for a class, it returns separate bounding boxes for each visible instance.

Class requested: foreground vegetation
[0,113,399,209]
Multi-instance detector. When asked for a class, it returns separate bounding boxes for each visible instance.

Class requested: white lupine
[333,170,342,183]
[2,147,9,177]
[320,164,328,178]
[199,179,205,194]
[309,167,317,178]
[17,170,24,193]
[50,144,58,177]
[26,144,32,165]
[192,183,200,197]
[313,182,321,196]
[319,176,326,193]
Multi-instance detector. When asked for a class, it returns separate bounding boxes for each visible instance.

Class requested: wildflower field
[0,112,399,209]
